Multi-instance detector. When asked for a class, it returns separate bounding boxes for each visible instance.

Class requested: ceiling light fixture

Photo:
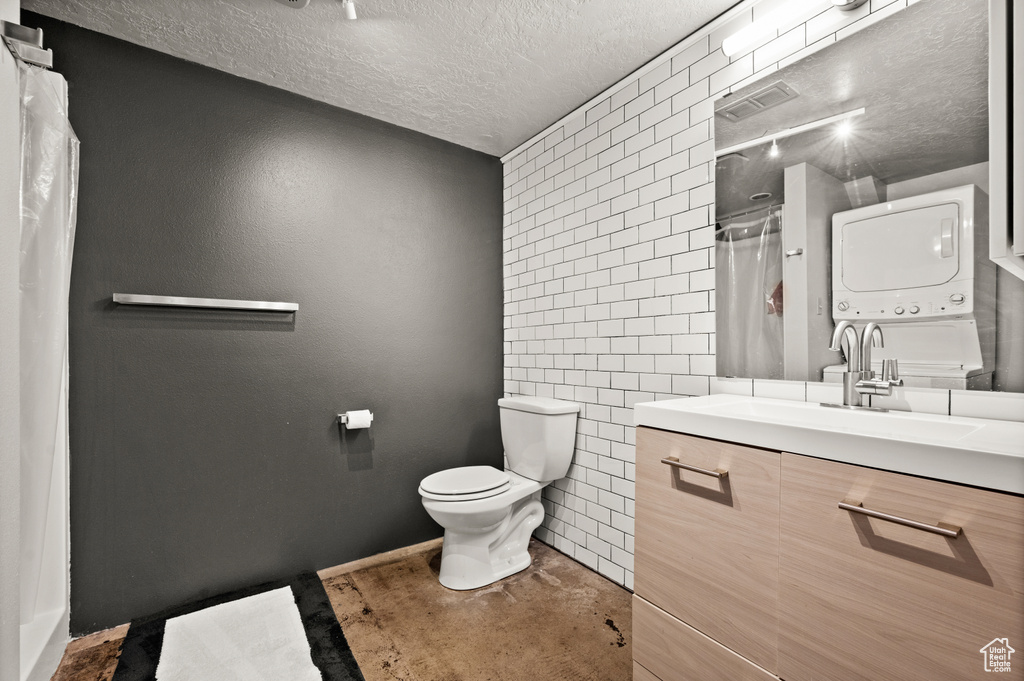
[721,0,828,57]
[342,0,357,20]
[769,140,780,157]
[716,107,865,157]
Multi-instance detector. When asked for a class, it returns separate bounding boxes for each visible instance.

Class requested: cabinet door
[780,453,1024,681]
[634,428,781,672]
[633,595,779,681]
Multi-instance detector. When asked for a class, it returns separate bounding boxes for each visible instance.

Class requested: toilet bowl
[419,396,579,590]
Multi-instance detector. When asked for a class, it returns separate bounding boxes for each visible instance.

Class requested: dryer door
[840,201,960,291]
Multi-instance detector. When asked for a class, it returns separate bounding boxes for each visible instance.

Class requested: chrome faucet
[861,322,883,373]
[829,321,869,407]
[827,321,902,409]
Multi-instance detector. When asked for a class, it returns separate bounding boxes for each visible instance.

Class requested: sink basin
[634,394,1024,494]
[697,397,983,441]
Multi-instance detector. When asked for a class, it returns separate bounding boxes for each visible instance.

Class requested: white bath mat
[156,587,321,681]
[111,573,363,681]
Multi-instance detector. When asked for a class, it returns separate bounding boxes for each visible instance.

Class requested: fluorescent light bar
[722,0,829,57]
[716,107,866,157]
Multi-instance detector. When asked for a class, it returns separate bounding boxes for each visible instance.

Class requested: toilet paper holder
[337,410,373,427]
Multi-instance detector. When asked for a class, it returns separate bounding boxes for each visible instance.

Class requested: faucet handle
[882,359,902,385]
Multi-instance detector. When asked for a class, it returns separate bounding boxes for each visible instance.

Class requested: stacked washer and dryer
[825,184,997,389]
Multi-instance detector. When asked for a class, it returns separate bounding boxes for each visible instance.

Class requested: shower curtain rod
[715,108,866,157]
[1,21,53,68]
[716,203,782,225]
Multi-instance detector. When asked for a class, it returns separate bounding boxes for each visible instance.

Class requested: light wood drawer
[633,595,779,681]
[779,453,1024,681]
[634,427,781,672]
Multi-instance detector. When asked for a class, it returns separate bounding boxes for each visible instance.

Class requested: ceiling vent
[715,81,799,122]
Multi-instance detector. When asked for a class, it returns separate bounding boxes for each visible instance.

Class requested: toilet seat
[419,466,511,501]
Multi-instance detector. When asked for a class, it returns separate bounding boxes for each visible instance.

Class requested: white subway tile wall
[709,376,753,397]
[502,0,916,589]
[868,385,952,415]
[949,390,1024,422]
[805,380,844,405]
[726,379,1024,423]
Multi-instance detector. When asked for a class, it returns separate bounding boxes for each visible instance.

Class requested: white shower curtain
[18,62,78,629]
[715,206,784,379]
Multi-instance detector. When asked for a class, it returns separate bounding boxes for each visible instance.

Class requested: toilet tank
[498,396,580,483]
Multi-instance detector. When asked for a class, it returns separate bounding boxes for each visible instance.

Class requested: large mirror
[714,0,1024,393]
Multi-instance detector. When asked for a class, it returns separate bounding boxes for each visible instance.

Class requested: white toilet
[418,396,580,590]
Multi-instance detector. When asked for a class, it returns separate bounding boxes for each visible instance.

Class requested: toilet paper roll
[344,409,373,429]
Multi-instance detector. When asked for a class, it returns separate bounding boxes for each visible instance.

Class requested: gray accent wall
[26,13,504,635]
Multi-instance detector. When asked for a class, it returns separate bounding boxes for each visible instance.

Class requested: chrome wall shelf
[113,293,298,312]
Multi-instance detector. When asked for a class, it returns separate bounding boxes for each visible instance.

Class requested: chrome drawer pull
[661,457,728,479]
[839,500,961,538]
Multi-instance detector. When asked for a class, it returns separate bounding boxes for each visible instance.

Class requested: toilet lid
[420,466,510,496]
[418,480,512,502]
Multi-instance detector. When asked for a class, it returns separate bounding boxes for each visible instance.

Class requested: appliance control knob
[894,306,905,315]
[950,293,966,304]
[837,301,850,311]
[909,305,920,314]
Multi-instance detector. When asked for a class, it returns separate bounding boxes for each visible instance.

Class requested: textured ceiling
[714,0,988,217]
[23,0,739,156]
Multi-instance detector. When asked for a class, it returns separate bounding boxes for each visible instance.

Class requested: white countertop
[634,394,1024,495]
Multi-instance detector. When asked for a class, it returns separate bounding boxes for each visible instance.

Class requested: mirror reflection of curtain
[19,63,78,625]
[715,206,784,379]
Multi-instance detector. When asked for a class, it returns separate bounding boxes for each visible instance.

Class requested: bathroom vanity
[632,395,1024,681]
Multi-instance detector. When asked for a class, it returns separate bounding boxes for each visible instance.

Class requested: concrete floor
[52,539,633,680]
